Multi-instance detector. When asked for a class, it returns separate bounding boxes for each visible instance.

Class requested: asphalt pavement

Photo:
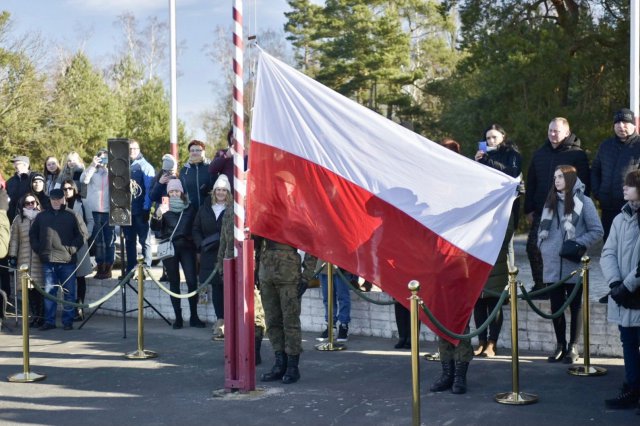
[0,313,637,426]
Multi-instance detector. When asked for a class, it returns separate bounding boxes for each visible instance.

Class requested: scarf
[212,203,225,220]
[169,197,188,213]
[538,190,584,241]
[23,209,38,221]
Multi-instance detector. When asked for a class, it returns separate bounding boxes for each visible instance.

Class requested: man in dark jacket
[29,189,84,331]
[591,108,640,241]
[180,139,212,209]
[524,117,591,294]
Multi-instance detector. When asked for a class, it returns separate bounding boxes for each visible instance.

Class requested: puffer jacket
[130,154,155,215]
[81,165,110,213]
[591,133,640,211]
[537,179,603,284]
[525,134,591,215]
[8,215,43,286]
[601,203,640,327]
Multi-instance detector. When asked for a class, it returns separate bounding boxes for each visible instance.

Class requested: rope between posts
[144,265,219,299]
[481,269,579,299]
[334,267,395,306]
[519,275,584,319]
[419,287,511,340]
[29,268,136,308]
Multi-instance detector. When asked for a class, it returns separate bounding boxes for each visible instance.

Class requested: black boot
[282,354,300,384]
[430,360,455,392]
[188,296,205,328]
[451,361,469,394]
[604,384,640,409]
[255,327,264,366]
[173,307,183,329]
[547,342,567,363]
[563,344,579,364]
[261,351,287,382]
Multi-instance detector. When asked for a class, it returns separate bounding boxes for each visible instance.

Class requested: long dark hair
[17,192,41,219]
[544,165,578,215]
[483,123,518,151]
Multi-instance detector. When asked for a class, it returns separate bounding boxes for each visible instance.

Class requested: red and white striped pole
[225,0,255,392]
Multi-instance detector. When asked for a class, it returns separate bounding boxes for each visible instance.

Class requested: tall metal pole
[233,0,246,242]
[169,0,178,160]
[632,0,639,126]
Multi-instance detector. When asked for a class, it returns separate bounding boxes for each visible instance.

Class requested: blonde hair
[65,151,85,168]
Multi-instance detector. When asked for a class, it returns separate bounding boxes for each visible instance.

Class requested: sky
[1,0,302,140]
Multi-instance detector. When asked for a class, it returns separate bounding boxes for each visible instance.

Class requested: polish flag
[248,51,519,342]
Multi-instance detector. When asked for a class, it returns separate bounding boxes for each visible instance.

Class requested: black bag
[201,232,220,252]
[559,240,586,263]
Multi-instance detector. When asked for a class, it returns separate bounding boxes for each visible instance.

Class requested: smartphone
[161,196,169,206]
[478,141,487,153]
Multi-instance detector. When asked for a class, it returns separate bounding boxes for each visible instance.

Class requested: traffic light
[108,138,132,226]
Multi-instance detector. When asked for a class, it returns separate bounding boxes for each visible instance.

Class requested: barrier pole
[316,263,345,351]
[568,256,606,376]
[495,268,537,405]
[125,256,157,359]
[7,264,46,382]
[408,280,421,426]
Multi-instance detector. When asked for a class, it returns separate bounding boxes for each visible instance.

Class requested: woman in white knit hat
[151,178,205,329]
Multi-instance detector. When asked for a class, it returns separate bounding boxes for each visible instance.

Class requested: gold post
[316,263,345,351]
[408,280,421,426]
[125,256,157,359]
[568,256,606,376]
[495,268,537,404]
[7,265,46,382]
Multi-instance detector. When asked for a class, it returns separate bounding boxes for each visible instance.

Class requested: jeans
[43,262,77,327]
[91,212,115,264]
[320,272,351,325]
[619,326,640,389]
[123,213,151,273]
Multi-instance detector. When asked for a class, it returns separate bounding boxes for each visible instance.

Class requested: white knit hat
[213,175,231,192]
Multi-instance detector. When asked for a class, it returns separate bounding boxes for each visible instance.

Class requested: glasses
[130,146,140,151]
[24,200,36,206]
[190,149,203,153]
[63,187,74,191]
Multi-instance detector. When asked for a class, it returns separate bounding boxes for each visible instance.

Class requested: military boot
[430,360,454,392]
[451,361,469,394]
[282,354,300,384]
[261,351,287,382]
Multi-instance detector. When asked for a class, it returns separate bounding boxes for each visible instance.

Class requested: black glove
[7,257,17,269]
[142,210,150,222]
[297,279,309,298]
[610,281,633,308]
[0,189,8,212]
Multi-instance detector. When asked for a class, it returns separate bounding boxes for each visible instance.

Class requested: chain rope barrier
[334,267,396,306]
[143,265,219,299]
[518,276,584,320]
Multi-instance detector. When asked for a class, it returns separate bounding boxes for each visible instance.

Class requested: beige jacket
[9,215,44,286]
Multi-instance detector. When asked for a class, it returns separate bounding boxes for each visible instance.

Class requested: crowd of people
[0,110,638,413]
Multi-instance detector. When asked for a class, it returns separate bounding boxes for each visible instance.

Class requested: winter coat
[179,161,212,209]
[538,180,603,284]
[0,210,9,259]
[193,196,226,283]
[591,133,640,212]
[215,205,235,273]
[68,198,94,277]
[150,203,197,246]
[129,154,155,215]
[6,172,35,223]
[81,165,110,213]
[525,134,591,215]
[600,203,640,327]
[29,206,84,264]
[209,150,248,193]
[9,214,44,286]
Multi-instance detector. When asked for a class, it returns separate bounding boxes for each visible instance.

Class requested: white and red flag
[248,51,519,342]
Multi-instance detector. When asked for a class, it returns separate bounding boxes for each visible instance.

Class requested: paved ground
[0,314,637,426]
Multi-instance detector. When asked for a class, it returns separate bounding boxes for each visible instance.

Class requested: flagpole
[168,0,178,160]
[631,0,639,125]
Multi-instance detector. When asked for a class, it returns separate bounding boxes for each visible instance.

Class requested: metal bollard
[7,264,46,382]
[125,256,157,359]
[408,280,421,426]
[568,256,606,376]
[316,263,345,351]
[495,268,537,405]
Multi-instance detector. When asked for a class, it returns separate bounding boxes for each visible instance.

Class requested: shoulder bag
[156,210,184,261]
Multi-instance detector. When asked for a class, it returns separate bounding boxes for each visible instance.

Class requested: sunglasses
[63,187,74,191]
[24,200,36,206]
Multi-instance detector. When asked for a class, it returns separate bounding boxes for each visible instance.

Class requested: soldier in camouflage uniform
[257,237,316,384]
[430,328,473,394]
[216,205,266,365]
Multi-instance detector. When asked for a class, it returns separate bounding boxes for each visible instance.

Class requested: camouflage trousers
[260,279,302,355]
[438,325,473,363]
[254,288,265,330]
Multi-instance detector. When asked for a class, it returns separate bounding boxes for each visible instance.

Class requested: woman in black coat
[151,178,204,330]
[193,175,232,339]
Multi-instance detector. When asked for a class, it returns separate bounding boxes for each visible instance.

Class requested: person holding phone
[81,148,115,279]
